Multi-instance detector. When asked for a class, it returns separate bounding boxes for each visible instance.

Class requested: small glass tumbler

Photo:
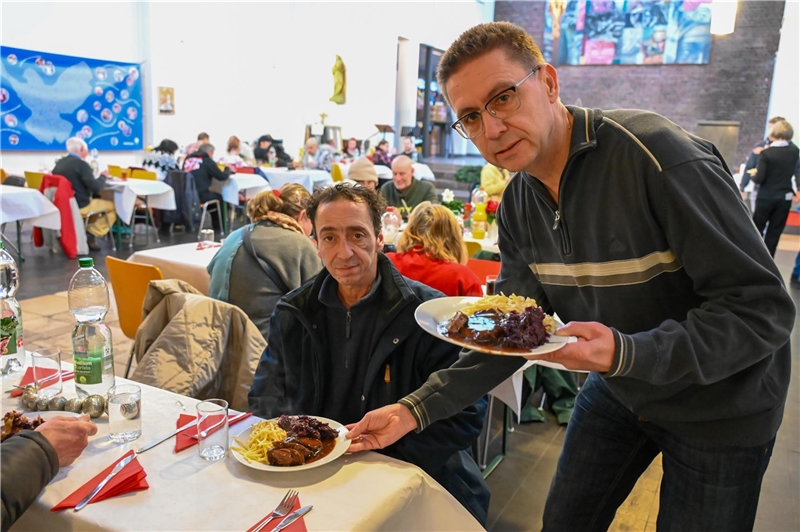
[108,384,142,443]
[31,348,62,399]
[200,229,215,245]
[196,399,228,461]
[485,275,498,296]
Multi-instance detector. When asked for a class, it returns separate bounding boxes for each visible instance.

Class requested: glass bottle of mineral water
[0,242,24,371]
[69,257,115,398]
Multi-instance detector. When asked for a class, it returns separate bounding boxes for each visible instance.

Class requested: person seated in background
[343,137,361,159]
[141,139,179,180]
[347,157,378,190]
[381,155,437,220]
[183,132,209,161]
[386,202,482,297]
[1,415,97,531]
[480,162,512,202]
[218,136,246,168]
[248,183,490,525]
[399,136,420,162]
[301,137,333,172]
[208,184,321,342]
[52,137,117,251]
[183,143,231,232]
[371,140,393,167]
[254,135,293,167]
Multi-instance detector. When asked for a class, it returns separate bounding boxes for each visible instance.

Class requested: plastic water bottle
[69,257,115,398]
[471,188,489,240]
[382,207,401,245]
[0,242,24,371]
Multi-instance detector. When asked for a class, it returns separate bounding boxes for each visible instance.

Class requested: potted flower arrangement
[440,189,464,217]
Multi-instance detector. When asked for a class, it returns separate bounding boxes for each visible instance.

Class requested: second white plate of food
[231,416,351,472]
[415,296,576,358]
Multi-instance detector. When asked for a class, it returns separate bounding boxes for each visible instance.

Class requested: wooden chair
[24,171,45,190]
[331,164,344,182]
[107,165,125,178]
[0,169,8,183]
[105,256,164,378]
[465,240,483,258]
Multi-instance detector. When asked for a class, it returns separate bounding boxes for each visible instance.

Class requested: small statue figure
[330,55,346,105]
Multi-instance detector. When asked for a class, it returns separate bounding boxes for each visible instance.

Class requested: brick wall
[494,0,785,167]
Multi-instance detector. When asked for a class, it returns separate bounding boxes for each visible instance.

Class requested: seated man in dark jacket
[183,143,232,232]
[249,182,490,525]
[52,137,118,250]
[1,415,96,531]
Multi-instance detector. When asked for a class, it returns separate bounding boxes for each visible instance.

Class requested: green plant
[454,166,482,184]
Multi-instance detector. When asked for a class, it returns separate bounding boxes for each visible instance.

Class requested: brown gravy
[305,438,336,464]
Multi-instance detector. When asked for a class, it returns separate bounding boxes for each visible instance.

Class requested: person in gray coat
[2,415,97,531]
[208,184,322,341]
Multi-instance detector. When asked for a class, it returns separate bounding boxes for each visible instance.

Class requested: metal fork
[252,489,299,532]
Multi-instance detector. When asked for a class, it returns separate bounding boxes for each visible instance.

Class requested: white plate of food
[415,295,576,360]
[1,410,81,442]
[231,415,351,472]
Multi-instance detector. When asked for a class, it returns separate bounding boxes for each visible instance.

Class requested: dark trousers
[198,190,224,232]
[753,197,792,257]
[542,373,775,532]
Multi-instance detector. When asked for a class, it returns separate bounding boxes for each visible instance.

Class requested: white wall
[0,2,145,174]
[147,1,487,157]
[767,0,800,138]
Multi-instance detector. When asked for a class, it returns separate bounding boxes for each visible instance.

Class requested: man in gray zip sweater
[347,22,795,531]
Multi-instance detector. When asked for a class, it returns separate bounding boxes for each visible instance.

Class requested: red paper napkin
[10,367,74,398]
[246,497,307,532]
[174,411,253,452]
[51,450,149,511]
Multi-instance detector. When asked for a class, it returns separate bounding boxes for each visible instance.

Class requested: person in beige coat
[131,279,266,411]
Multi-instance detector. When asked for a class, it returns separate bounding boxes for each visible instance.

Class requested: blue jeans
[543,373,775,532]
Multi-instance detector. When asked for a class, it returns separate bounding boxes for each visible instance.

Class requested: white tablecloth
[0,185,61,230]
[3,365,481,532]
[105,178,177,225]
[222,174,271,206]
[259,167,333,193]
[128,242,219,295]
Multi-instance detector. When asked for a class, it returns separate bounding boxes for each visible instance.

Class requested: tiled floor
[8,224,800,531]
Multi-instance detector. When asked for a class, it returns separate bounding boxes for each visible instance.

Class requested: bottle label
[0,314,20,355]
[74,356,102,385]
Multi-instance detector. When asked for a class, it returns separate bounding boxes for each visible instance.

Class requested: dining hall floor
[9,224,800,532]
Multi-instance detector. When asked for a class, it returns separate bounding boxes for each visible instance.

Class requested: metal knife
[74,453,135,511]
[273,505,313,532]
[137,418,200,454]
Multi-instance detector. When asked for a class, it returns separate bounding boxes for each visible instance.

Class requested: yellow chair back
[465,241,482,258]
[24,171,45,190]
[108,165,124,178]
[105,257,164,340]
[130,169,158,181]
[0,169,7,183]
[331,164,344,182]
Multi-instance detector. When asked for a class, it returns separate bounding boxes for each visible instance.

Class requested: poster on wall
[0,46,143,151]
[158,87,174,115]
[543,0,713,66]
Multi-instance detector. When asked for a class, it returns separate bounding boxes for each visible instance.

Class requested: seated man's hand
[753,146,765,155]
[345,404,418,453]
[35,415,98,466]
[308,160,317,168]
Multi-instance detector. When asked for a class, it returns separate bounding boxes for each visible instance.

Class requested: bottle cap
[78,257,94,268]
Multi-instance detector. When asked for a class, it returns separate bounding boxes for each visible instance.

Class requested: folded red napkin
[196,242,222,250]
[174,411,253,452]
[51,450,149,511]
[10,367,74,398]
[246,497,307,532]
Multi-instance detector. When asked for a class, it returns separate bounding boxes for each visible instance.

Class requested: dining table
[0,184,61,261]
[104,177,177,225]
[258,167,333,193]
[128,242,220,295]
[222,174,271,207]
[2,363,483,532]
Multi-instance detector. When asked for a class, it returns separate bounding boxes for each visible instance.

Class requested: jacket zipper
[345,311,351,339]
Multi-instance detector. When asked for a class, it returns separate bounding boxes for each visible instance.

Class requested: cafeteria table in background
[128,242,218,295]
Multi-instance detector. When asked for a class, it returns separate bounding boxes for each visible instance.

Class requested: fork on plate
[252,489,299,532]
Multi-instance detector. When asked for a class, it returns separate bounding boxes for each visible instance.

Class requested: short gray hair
[66,137,88,154]
[198,143,215,154]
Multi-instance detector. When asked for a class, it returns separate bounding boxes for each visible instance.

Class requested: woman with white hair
[51,137,116,250]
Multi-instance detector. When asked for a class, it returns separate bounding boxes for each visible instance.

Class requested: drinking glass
[31,348,62,399]
[485,275,498,296]
[196,399,228,461]
[200,229,215,245]
[108,384,142,442]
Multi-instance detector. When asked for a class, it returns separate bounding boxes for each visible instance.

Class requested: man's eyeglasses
[451,65,542,140]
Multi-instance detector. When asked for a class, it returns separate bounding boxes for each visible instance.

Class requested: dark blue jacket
[249,254,490,525]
